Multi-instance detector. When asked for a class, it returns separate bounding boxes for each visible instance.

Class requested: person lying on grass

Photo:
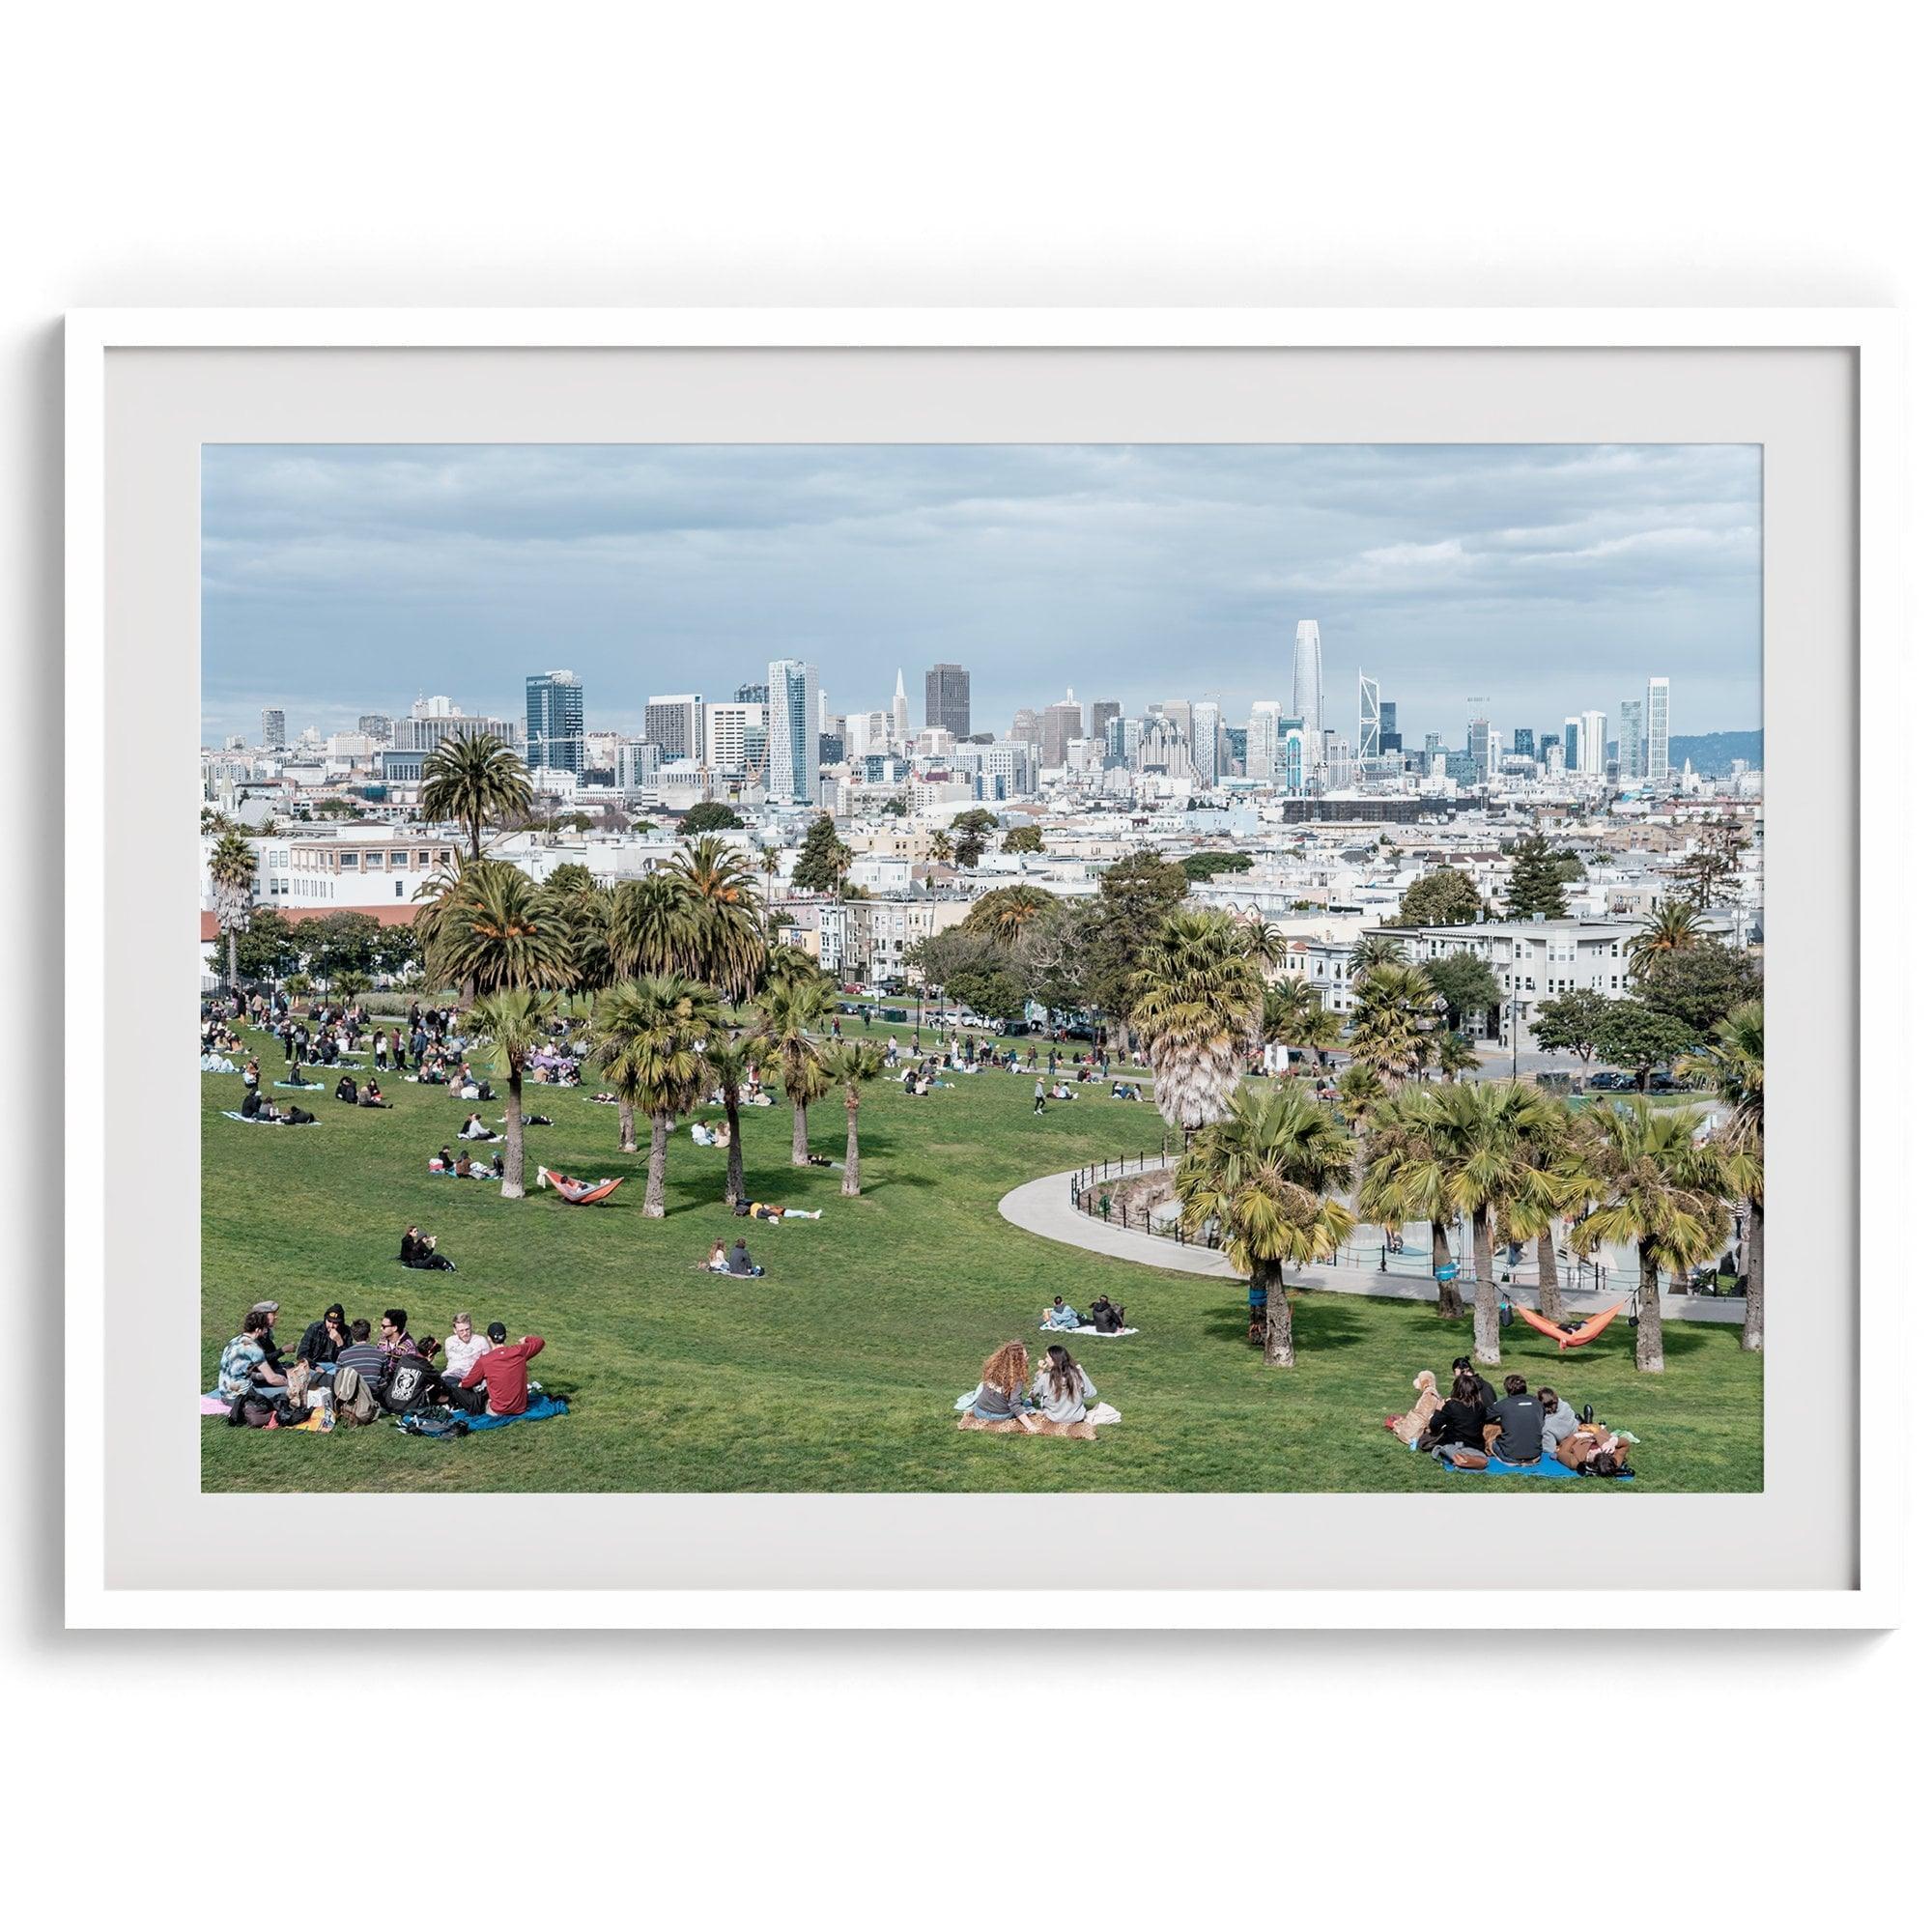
[749,1201,822,1221]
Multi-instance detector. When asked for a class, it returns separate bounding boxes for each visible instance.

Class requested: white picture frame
[65,308,1903,1630]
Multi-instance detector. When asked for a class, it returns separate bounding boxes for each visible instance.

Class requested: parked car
[1585,1069,1636,1091]
[1646,1071,1686,1093]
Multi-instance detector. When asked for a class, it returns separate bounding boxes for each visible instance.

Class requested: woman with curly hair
[964,1341,1033,1425]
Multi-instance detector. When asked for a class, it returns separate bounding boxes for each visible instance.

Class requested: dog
[1385,1369,1444,1447]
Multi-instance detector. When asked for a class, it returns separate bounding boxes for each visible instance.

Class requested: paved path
[997,1162,1747,1324]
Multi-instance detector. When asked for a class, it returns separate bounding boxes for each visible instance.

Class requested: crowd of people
[215,1295,547,1430]
[1387,1355,1634,1476]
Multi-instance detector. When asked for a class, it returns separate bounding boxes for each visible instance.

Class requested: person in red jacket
[458,1322,545,1416]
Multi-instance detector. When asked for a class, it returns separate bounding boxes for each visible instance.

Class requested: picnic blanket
[1038,1323,1138,1338]
[397,1394,570,1438]
[199,1392,230,1415]
[952,1391,1117,1436]
[274,1079,325,1090]
[1435,1451,1633,1481]
[220,1111,315,1125]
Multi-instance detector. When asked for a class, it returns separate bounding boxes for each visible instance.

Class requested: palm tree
[465,986,558,1198]
[1129,907,1265,1132]
[962,885,1056,946]
[1350,932,1403,977]
[594,977,721,1215]
[701,1032,764,1208]
[1435,1030,1480,1083]
[419,732,533,863]
[1630,899,1710,980]
[1261,978,1341,1068]
[1238,919,1288,971]
[1677,998,1764,1351]
[1433,1079,1563,1366]
[824,1040,886,1196]
[423,860,573,999]
[925,831,954,865]
[540,875,617,1009]
[1348,962,1440,1086]
[207,832,256,991]
[1359,1083,1463,1317]
[1335,1061,1383,1137]
[1571,1098,1731,1373]
[609,871,695,981]
[668,835,768,999]
[753,976,836,1166]
[1173,1084,1355,1366]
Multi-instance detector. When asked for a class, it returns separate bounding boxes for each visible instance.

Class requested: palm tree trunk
[1432,1221,1463,1317]
[642,1113,669,1218]
[618,1097,637,1154]
[1471,1206,1501,1366]
[1537,1225,1562,1320]
[1259,1258,1293,1367]
[1635,1243,1664,1373]
[500,1068,526,1199]
[724,1087,746,1208]
[791,1098,810,1166]
[842,1095,861,1197]
[227,928,240,992]
[1741,1197,1764,1353]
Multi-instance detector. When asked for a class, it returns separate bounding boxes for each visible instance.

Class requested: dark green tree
[948,808,999,867]
[1424,952,1503,1031]
[1590,1003,1698,1091]
[1530,988,1614,1062]
[681,801,745,834]
[1638,941,1762,1037]
[788,813,854,895]
[228,906,301,983]
[303,911,384,987]
[1082,851,1188,1029]
[1397,867,1484,926]
[1504,834,1571,921]
[1001,824,1044,854]
[1180,851,1254,882]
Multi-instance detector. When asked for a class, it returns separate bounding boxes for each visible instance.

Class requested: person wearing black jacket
[1450,1356,1497,1410]
[334,1074,358,1105]
[1422,1371,1492,1462]
[1486,1375,1546,1466]
[297,1303,350,1367]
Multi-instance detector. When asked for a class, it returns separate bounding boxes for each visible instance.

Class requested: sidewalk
[997,1163,1746,1323]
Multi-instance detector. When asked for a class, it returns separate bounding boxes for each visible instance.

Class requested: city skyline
[202,442,1762,746]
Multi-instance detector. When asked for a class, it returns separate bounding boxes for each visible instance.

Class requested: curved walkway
[997,1163,1747,1323]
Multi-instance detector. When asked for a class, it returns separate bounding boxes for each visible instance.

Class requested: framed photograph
[65,309,1900,1629]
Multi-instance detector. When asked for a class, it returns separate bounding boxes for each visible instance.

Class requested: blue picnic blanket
[1436,1451,1632,1481]
[398,1395,570,1437]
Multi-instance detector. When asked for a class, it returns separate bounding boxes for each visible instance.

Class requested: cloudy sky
[201,442,1760,746]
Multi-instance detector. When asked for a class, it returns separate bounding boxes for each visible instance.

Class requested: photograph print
[198,441,1764,1493]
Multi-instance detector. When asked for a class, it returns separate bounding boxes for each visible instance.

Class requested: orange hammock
[1505,1299,1625,1350]
[539,1167,624,1206]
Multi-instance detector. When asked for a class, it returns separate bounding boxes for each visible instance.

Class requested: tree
[1531,988,1613,1063]
[1630,899,1709,980]
[1668,821,1748,908]
[1590,1003,1697,1092]
[466,986,558,1198]
[701,1032,764,1208]
[305,911,384,989]
[758,943,829,996]
[1336,1060,1384,1135]
[960,885,1056,946]
[789,814,853,895]
[1172,1084,1355,1366]
[1001,825,1043,854]
[1349,933,1403,977]
[667,835,768,999]
[207,832,258,991]
[682,802,745,834]
[540,876,616,1005]
[1397,867,1483,928]
[1261,978,1341,1065]
[881,796,908,818]
[924,831,954,865]
[594,977,721,1215]
[825,1040,886,1196]
[1638,940,1761,1037]
[229,906,300,984]
[422,861,571,998]
[609,871,695,982]
[1237,919,1287,971]
[1360,1083,1464,1316]
[1678,998,1764,1351]
[1504,833,1571,921]
[1424,952,1502,1033]
[753,976,837,1165]
[948,809,998,867]
[1347,962,1440,1086]
[1571,1098,1731,1373]
[419,732,532,862]
[1084,852,1189,1029]
[1129,907,1265,1131]
[1435,1031,1480,1082]
[1180,850,1254,882]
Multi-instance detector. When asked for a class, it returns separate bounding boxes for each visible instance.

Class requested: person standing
[1034,1078,1047,1117]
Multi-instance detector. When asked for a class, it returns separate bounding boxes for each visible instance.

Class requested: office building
[615,740,661,791]
[1466,716,1490,771]
[1244,700,1281,782]
[1379,698,1398,742]
[923,663,971,740]
[261,708,286,750]
[1041,690,1085,767]
[356,714,393,746]
[392,708,519,753]
[1619,698,1644,783]
[1514,727,1536,756]
[1190,700,1222,783]
[525,669,585,774]
[1010,707,1041,747]
[1538,732,1561,762]
[1357,672,1381,758]
[644,693,705,762]
[767,659,820,803]
[1279,721,1307,793]
[1488,728,1503,778]
[1292,619,1324,757]
[1645,676,1670,782]
[735,682,769,704]
[1563,716,1581,770]
[705,700,766,773]
[1580,709,1607,777]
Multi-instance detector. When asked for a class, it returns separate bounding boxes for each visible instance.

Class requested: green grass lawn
[202,1020,1761,1493]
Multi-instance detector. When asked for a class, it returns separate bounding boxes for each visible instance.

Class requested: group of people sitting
[706,1237,763,1276]
[215,1298,547,1429]
[429,1144,503,1179]
[237,1082,315,1124]
[958,1339,1121,1437]
[1388,1356,1634,1475]
[333,1074,391,1108]
[1040,1293,1129,1333]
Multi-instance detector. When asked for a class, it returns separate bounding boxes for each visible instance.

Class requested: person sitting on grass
[400,1225,456,1271]
[1449,1355,1497,1410]
[455,1321,545,1417]
[335,1319,387,1391]
[216,1309,286,1405]
[430,1145,456,1173]
[1041,1296,1083,1331]
[1089,1295,1127,1335]
[1419,1371,1491,1463]
[459,1111,497,1142]
[707,1239,731,1273]
[1032,1344,1100,1426]
[358,1080,391,1108]
[440,1311,489,1390]
[724,1236,763,1277]
[1539,1385,1579,1458]
[296,1302,351,1368]
[966,1342,1034,1424]
[334,1073,359,1105]
[1485,1375,1548,1466]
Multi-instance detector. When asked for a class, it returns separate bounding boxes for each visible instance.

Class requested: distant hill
[1667,730,1762,777]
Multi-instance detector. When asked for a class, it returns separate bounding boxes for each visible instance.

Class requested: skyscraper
[1090,699,1122,744]
[1245,700,1281,782]
[644,694,704,762]
[1466,716,1490,770]
[892,669,911,748]
[1580,709,1607,777]
[1292,620,1324,760]
[1513,727,1536,757]
[1563,716,1581,770]
[767,659,821,803]
[1280,722,1306,793]
[261,708,286,750]
[1041,690,1084,767]
[1645,676,1670,781]
[923,663,971,740]
[525,670,585,773]
[1618,698,1644,782]
[1010,707,1041,748]
[1356,672,1381,758]
[1190,701,1222,783]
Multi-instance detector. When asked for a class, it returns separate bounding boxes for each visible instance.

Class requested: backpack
[377,1355,441,1415]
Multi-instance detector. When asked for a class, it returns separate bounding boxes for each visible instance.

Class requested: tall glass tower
[1645,676,1670,781]
[1356,672,1381,758]
[525,669,584,773]
[767,659,820,803]
[1292,620,1324,761]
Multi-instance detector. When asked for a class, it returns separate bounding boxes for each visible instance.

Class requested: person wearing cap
[457,1322,546,1417]
[296,1302,351,1367]
[249,1300,289,1375]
